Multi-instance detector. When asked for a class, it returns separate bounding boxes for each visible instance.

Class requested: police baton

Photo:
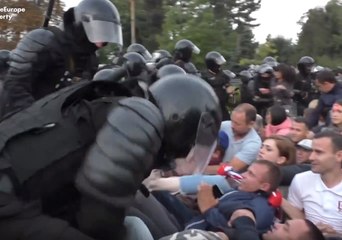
[43,0,55,27]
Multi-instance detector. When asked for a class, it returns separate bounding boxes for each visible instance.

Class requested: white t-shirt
[288,171,342,234]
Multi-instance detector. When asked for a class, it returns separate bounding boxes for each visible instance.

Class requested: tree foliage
[0,0,64,50]
[157,0,260,68]
[296,0,342,67]
[4,0,342,70]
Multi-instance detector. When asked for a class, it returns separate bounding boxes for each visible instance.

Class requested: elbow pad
[76,97,164,207]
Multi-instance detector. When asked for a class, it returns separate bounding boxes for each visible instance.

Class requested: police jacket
[293,74,318,104]
[175,59,200,76]
[0,81,164,239]
[307,82,342,128]
[0,24,98,118]
[201,70,230,105]
[185,189,275,234]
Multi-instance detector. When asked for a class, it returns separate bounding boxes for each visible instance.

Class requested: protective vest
[0,81,130,186]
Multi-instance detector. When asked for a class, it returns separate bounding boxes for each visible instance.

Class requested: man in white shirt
[282,131,342,237]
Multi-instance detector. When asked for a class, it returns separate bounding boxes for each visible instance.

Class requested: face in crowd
[289,120,309,143]
[331,103,342,127]
[231,111,253,137]
[263,219,312,240]
[309,136,342,174]
[257,136,295,166]
[238,162,271,193]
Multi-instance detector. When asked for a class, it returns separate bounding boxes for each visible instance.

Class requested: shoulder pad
[15,28,56,53]
[115,97,164,140]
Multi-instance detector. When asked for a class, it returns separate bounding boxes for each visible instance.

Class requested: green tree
[111,0,164,51]
[296,0,342,67]
[268,36,296,64]
[255,39,277,63]
[157,0,259,69]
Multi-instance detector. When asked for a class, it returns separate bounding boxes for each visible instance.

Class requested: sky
[64,0,331,43]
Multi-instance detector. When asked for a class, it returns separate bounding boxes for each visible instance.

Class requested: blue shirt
[185,189,275,233]
[220,121,261,165]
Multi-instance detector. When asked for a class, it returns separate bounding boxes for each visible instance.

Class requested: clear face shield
[81,14,123,46]
[215,55,226,66]
[174,112,218,175]
[152,52,163,63]
[192,45,201,54]
[141,50,152,61]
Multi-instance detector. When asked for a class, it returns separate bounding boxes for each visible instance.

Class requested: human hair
[233,103,257,123]
[314,131,342,152]
[316,70,336,84]
[273,63,296,85]
[292,116,310,130]
[334,98,342,107]
[303,220,325,240]
[265,135,296,165]
[253,159,281,192]
[267,105,287,125]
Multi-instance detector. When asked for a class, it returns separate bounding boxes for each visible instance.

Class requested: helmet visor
[192,45,201,54]
[152,52,162,62]
[215,55,226,65]
[141,50,152,61]
[174,112,217,175]
[258,64,274,74]
[223,70,236,79]
[82,15,123,46]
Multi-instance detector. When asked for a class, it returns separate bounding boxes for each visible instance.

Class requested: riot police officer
[0,73,221,240]
[201,51,231,120]
[152,49,173,69]
[173,39,200,75]
[294,56,316,115]
[251,64,274,117]
[262,56,278,68]
[127,43,153,61]
[0,0,122,119]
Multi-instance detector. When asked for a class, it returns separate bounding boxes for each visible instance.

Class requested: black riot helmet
[93,68,127,82]
[297,56,315,77]
[0,49,10,73]
[152,49,172,63]
[123,52,147,77]
[73,0,123,45]
[263,56,278,68]
[127,43,152,61]
[257,64,274,75]
[153,50,173,69]
[263,56,276,64]
[174,39,200,62]
[157,64,186,79]
[149,74,222,172]
[205,51,226,73]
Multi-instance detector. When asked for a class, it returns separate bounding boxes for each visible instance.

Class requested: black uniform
[0,74,221,240]
[173,39,200,76]
[294,56,317,115]
[0,0,123,119]
[202,70,230,120]
[0,25,98,119]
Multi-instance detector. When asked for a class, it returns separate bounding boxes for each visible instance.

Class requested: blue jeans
[152,190,197,228]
